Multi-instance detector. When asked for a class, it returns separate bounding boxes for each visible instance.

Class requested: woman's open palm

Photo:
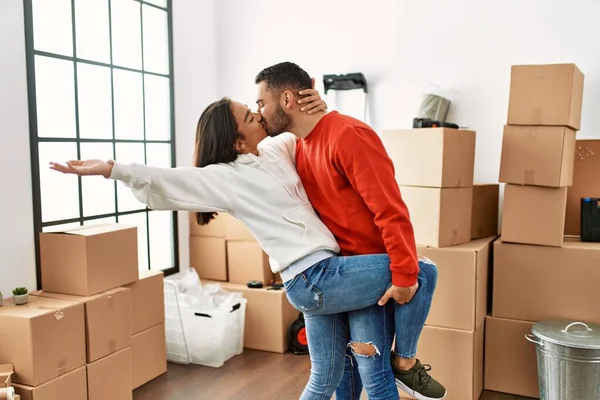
[49,159,113,178]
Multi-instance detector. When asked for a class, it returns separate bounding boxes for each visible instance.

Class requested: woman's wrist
[104,160,115,178]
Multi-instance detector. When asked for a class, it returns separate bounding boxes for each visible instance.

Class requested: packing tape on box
[108,339,116,354]
[57,358,67,376]
[107,294,114,310]
[532,107,542,124]
[0,387,15,400]
[524,169,535,184]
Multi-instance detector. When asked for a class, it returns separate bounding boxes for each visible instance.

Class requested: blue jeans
[284,254,438,400]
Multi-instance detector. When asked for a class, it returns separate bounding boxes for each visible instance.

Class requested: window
[23,0,179,288]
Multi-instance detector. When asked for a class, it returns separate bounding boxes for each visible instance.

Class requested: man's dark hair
[255,62,312,94]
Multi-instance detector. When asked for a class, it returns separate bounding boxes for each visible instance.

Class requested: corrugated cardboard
[0,364,12,388]
[401,186,472,247]
[507,63,584,130]
[417,236,494,331]
[189,212,228,237]
[484,316,539,399]
[565,139,600,235]
[493,238,600,323]
[402,320,485,400]
[501,184,567,247]
[471,184,499,240]
[0,296,85,386]
[209,282,298,353]
[189,237,227,281]
[39,224,138,296]
[125,270,164,335]
[32,288,132,363]
[225,216,256,242]
[382,128,476,188]
[12,366,87,400]
[131,324,167,390]
[227,241,272,286]
[86,347,132,400]
[499,125,576,187]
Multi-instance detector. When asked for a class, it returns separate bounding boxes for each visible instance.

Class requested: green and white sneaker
[391,352,447,400]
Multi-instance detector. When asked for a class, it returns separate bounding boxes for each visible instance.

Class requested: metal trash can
[526,320,600,400]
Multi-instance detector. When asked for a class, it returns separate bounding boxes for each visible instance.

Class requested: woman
[50,93,442,400]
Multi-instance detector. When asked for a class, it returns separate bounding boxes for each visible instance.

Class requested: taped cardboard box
[125,270,164,335]
[131,324,167,390]
[189,236,227,281]
[87,347,132,400]
[13,366,87,400]
[227,241,272,286]
[471,184,499,240]
[0,364,13,388]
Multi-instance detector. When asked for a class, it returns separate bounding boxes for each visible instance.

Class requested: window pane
[142,5,169,74]
[148,210,174,271]
[77,64,113,139]
[39,142,80,222]
[111,0,142,69]
[80,143,116,216]
[114,70,144,139]
[35,56,76,138]
[42,222,82,233]
[83,216,117,226]
[32,0,73,56]
[146,143,171,168]
[119,211,149,272]
[144,75,170,140]
[116,143,146,212]
[145,0,167,8]
[74,0,110,63]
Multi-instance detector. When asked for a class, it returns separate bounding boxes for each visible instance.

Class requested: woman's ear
[234,138,246,153]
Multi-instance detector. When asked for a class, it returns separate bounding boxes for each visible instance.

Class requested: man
[255,62,446,400]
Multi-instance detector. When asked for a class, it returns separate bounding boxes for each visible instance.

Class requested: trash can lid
[532,321,600,349]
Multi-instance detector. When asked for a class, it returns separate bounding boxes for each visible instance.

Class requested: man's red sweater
[295,111,419,287]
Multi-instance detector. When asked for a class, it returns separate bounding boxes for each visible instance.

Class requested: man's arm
[334,126,419,288]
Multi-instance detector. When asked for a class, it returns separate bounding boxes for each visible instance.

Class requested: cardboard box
[493,238,600,323]
[87,347,132,400]
[32,288,132,363]
[131,324,167,390]
[508,63,584,130]
[39,224,138,296]
[227,241,272,286]
[484,316,539,398]
[402,321,485,400]
[0,364,13,388]
[225,216,256,242]
[499,125,576,187]
[382,128,476,188]
[125,270,164,335]
[417,236,494,331]
[471,184,499,240]
[210,282,298,353]
[189,212,228,237]
[189,237,227,281]
[401,186,472,247]
[565,139,600,235]
[501,184,567,247]
[13,366,87,400]
[0,296,85,386]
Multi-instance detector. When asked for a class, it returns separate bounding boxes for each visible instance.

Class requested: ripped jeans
[283,254,438,400]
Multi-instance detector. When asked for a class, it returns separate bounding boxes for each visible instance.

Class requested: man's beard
[266,104,292,137]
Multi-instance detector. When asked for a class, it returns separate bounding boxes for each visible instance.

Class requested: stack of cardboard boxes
[383,128,499,400]
[485,63,591,398]
[189,214,298,353]
[0,224,167,400]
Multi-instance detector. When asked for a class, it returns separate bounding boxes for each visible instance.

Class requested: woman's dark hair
[193,97,239,225]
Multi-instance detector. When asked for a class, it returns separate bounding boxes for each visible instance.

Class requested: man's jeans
[284,254,438,400]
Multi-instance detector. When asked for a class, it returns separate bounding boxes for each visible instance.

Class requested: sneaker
[391,352,447,400]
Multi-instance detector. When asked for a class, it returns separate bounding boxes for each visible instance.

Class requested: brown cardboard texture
[12,366,87,400]
[501,184,567,247]
[125,270,164,335]
[499,125,576,187]
[189,236,227,281]
[131,324,167,390]
[32,288,132,363]
[210,281,298,353]
[484,316,538,399]
[494,238,600,323]
[227,241,272,286]
[417,236,494,331]
[189,212,228,237]
[39,224,138,296]
[401,186,472,247]
[565,140,600,235]
[225,216,257,241]
[402,321,485,400]
[508,63,584,130]
[86,347,132,400]
[0,296,85,386]
[0,364,12,388]
[471,184,499,240]
[382,128,476,188]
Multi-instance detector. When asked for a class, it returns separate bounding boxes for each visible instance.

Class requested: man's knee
[348,341,380,358]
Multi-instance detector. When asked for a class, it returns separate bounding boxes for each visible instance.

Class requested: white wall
[0,0,37,297]
[216,0,600,186]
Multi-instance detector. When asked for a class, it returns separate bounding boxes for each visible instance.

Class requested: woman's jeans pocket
[284,273,323,314]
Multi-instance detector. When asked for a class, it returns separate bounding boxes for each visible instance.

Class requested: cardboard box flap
[0,296,80,318]
[419,235,495,254]
[32,287,128,303]
[0,364,13,388]
[45,223,134,237]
